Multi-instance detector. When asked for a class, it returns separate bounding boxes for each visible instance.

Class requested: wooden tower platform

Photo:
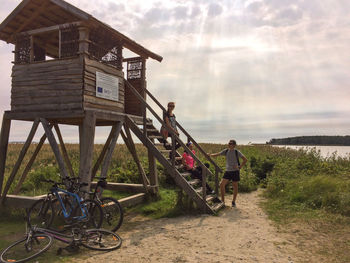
[0,0,224,213]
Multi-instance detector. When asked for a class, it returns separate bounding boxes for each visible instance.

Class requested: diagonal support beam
[54,124,74,178]
[40,118,68,181]
[13,126,52,195]
[1,119,39,204]
[121,124,150,188]
[91,125,117,181]
[100,122,123,178]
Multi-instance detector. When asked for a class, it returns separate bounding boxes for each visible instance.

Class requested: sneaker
[232,201,236,207]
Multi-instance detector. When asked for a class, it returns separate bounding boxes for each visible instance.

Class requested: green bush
[20,166,60,195]
[239,171,258,192]
[4,143,350,219]
[250,156,275,182]
[266,174,350,217]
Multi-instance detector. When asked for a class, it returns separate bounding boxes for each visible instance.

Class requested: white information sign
[96,71,119,101]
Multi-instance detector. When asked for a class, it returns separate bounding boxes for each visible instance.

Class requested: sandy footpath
[75,190,313,263]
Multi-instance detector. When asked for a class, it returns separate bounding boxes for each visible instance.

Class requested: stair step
[195,187,204,194]
[148,135,163,139]
[206,195,215,202]
[175,164,184,170]
[159,149,171,153]
[188,179,201,186]
[181,172,191,177]
[211,202,225,213]
[135,120,153,125]
[141,128,159,133]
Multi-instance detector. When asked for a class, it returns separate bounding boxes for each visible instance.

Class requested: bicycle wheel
[100,197,123,232]
[27,199,54,229]
[78,199,103,229]
[81,229,122,251]
[0,233,52,263]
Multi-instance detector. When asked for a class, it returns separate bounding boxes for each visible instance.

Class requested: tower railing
[125,80,223,195]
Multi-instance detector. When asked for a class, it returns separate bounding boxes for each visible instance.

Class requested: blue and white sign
[96,71,119,101]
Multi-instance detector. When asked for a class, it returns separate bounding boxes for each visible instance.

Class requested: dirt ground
[75,190,325,263]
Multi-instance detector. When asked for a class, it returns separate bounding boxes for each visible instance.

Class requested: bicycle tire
[27,199,55,229]
[100,197,124,232]
[81,229,122,251]
[0,233,52,263]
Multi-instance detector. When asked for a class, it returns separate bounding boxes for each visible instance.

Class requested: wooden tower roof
[0,0,162,62]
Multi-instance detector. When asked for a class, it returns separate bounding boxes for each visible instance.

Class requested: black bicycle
[27,179,103,231]
[90,177,123,232]
[0,222,122,263]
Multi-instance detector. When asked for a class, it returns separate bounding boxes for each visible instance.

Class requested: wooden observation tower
[0,0,224,213]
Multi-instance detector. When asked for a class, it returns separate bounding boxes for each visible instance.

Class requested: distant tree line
[267,136,350,146]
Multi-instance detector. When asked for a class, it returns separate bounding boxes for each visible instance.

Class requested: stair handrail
[144,88,223,173]
[125,80,215,182]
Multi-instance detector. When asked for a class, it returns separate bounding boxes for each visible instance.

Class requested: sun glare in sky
[0,0,349,144]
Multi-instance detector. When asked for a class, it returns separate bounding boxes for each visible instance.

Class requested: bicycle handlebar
[41,179,64,185]
[42,178,88,189]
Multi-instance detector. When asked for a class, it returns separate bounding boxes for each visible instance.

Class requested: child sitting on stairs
[182,141,215,195]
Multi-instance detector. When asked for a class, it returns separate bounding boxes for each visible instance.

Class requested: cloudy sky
[0,0,349,144]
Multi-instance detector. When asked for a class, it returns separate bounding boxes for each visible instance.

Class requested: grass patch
[132,187,195,219]
[101,189,134,200]
[261,194,350,262]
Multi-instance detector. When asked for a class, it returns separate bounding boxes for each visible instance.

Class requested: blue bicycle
[27,179,103,231]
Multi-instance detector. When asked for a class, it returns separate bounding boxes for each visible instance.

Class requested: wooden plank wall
[11,58,84,112]
[83,57,125,113]
[125,79,145,116]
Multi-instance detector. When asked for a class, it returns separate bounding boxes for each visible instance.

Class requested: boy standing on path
[208,139,247,207]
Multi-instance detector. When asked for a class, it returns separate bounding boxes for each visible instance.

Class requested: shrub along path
[74,190,325,263]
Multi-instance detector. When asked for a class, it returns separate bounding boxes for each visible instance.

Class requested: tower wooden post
[148,137,158,194]
[0,114,11,198]
[79,111,96,190]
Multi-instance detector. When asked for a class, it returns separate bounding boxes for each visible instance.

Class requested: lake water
[274,145,350,158]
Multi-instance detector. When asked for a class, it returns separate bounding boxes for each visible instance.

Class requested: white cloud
[0,0,349,143]
[207,3,223,17]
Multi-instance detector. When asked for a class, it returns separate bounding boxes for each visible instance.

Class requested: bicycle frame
[91,178,106,203]
[51,186,87,221]
[36,226,73,244]
[23,222,79,249]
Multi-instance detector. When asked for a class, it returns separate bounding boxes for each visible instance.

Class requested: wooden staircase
[125,80,225,214]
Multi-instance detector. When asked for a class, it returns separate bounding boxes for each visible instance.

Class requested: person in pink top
[182,142,214,194]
